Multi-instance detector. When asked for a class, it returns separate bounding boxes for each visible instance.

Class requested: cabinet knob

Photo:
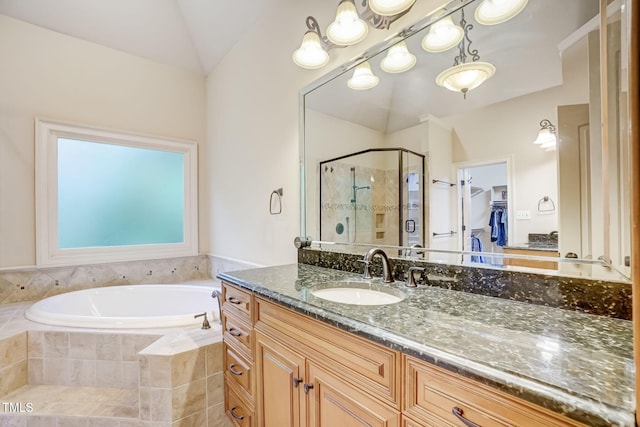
[303,383,314,394]
[293,377,303,388]
[452,406,481,427]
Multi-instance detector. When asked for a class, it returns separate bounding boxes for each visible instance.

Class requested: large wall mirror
[300,0,632,281]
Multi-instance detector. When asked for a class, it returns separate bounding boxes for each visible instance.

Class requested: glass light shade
[369,0,416,16]
[533,128,556,146]
[474,0,528,25]
[542,142,557,151]
[435,62,496,94]
[380,42,416,73]
[421,14,464,53]
[348,62,379,90]
[327,0,369,46]
[292,31,330,69]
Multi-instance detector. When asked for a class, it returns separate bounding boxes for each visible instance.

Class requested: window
[35,119,198,267]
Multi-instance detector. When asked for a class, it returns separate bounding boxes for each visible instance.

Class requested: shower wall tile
[0,255,211,305]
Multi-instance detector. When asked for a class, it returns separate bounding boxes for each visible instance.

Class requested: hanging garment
[470,235,486,263]
[489,207,508,247]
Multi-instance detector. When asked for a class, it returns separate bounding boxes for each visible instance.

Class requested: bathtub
[25,282,220,329]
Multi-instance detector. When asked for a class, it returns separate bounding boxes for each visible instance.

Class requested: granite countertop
[218,263,634,427]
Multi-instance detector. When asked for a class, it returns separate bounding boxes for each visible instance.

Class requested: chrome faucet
[361,248,394,283]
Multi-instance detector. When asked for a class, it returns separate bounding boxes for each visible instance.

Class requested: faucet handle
[357,259,373,279]
[406,267,425,287]
[195,312,211,329]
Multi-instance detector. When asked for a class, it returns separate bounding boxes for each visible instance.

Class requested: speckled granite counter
[218,263,634,427]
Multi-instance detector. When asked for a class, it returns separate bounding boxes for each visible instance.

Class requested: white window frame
[35,118,198,267]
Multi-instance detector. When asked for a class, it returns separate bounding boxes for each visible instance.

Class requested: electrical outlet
[516,210,531,220]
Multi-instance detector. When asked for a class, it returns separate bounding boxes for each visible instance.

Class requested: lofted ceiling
[0,0,274,75]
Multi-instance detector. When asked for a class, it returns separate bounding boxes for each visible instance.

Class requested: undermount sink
[310,281,405,306]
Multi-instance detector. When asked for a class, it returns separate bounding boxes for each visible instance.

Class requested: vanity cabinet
[404,356,585,427]
[221,283,256,426]
[503,248,559,269]
[220,281,587,427]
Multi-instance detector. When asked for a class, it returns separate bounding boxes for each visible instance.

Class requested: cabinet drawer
[225,378,255,427]
[222,311,253,358]
[224,343,253,399]
[404,356,586,427]
[256,298,400,408]
[222,282,253,322]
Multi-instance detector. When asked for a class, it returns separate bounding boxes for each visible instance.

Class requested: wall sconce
[435,8,495,98]
[474,0,529,26]
[292,0,416,69]
[533,119,557,151]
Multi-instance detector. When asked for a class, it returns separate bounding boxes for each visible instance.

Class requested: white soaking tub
[25,282,220,329]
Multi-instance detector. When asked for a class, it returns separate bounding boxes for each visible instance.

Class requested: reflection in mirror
[301,0,632,280]
[320,148,425,247]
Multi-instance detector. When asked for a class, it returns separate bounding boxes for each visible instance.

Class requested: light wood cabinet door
[307,362,400,427]
[255,331,306,427]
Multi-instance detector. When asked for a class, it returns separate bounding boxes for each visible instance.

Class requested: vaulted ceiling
[0,0,274,75]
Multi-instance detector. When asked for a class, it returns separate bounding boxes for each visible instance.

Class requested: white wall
[0,15,206,269]
[203,0,448,266]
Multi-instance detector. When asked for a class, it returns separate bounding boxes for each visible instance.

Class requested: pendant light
[475,0,529,26]
[368,0,415,16]
[327,0,369,46]
[435,9,495,98]
[421,9,464,53]
[348,62,379,90]
[380,41,416,73]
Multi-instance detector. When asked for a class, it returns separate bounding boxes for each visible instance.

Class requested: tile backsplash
[0,255,211,305]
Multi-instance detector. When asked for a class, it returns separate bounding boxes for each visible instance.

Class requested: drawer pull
[452,407,481,427]
[228,297,243,305]
[229,363,243,376]
[304,383,314,394]
[293,377,303,388]
[227,327,242,337]
[230,406,245,420]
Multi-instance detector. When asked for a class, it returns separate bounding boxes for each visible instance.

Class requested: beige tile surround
[0,254,256,426]
[0,304,231,427]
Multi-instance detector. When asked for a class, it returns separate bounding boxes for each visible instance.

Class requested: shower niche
[319,148,425,248]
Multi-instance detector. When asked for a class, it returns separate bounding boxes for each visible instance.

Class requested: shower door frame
[319,147,426,248]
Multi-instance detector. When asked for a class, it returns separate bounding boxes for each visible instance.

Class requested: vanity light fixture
[348,61,380,90]
[421,9,464,53]
[380,41,416,73]
[533,119,557,151]
[292,20,331,69]
[474,0,529,26]
[369,0,416,16]
[327,0,369,46]
[435,9,495,98]
[293,0,416,69]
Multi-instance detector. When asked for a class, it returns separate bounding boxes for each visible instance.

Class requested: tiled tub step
[0,385,138,426]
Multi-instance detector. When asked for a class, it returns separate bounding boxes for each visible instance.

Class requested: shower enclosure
[319,148,425,248]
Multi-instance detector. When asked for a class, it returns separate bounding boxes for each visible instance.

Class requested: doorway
[457,160,511,265]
